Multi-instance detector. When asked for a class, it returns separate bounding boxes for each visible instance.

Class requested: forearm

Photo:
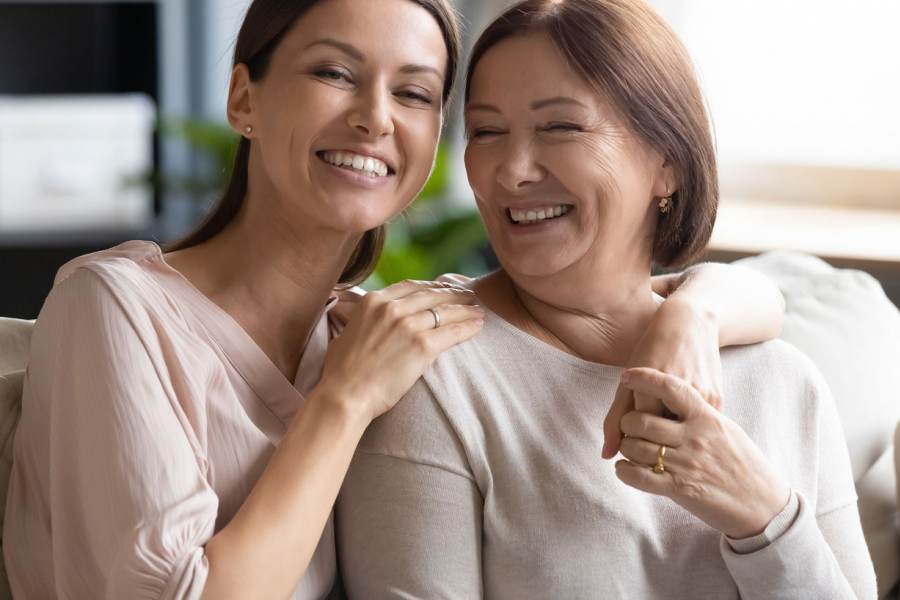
[665,262,785,347]
[720,493,875,600]
[202,388,368,600]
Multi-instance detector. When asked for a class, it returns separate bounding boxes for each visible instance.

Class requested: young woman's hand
[614,367,790,539]
[319,280,484,423]
[602,298,723,458]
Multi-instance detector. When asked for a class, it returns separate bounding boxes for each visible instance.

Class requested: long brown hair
[466,0,718,267]
[168,0,461,286]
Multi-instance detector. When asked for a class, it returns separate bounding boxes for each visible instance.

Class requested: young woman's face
[232,0,447,235]
[464,33,669,280]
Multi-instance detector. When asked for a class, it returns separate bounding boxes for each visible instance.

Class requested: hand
[318,280,484,423]
[614,367,791,539]
[602,298,723,458]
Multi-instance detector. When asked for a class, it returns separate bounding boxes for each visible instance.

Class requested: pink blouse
[4,241,338,599]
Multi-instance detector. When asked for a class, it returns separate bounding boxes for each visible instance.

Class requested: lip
[316,146,398,175]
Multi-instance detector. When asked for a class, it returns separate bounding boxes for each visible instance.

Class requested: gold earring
[658,187,672,214]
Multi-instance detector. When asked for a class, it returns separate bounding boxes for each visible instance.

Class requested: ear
[227,63,255,137]
[651,156,678,199]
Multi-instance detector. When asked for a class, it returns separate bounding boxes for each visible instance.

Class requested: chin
[498,252,574,280]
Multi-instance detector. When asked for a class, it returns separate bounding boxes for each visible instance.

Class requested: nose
[347,84,395,139]
[495,135,544,193]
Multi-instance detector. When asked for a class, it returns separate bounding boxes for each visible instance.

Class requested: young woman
[4,0,784,598]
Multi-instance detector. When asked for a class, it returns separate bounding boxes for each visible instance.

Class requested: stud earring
[244,125,253,135]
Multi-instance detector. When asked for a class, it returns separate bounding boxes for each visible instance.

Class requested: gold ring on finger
[653,444,667,474]
[427,307,441,329]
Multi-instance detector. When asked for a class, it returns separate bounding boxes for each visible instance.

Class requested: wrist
[659,293,719,335]
[305,382,372,435]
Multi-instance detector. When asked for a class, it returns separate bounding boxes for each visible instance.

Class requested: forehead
[468,32,598,108]
[278,0,448,70]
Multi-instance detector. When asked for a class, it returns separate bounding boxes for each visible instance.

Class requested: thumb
[602,383,634,459]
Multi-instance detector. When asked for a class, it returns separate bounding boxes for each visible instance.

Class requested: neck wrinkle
[507,271,659,366]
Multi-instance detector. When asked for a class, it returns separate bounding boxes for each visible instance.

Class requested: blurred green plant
[159,119,490,288]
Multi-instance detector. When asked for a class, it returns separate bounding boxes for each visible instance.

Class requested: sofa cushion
[736,251,900,597]
[0,370,23,600]
[0,319,33,376]
[735,251,900,479]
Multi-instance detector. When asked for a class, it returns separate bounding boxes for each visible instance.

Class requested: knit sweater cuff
[725,489,800,554]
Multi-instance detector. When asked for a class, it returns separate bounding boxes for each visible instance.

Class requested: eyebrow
[466,96,587,113]
[305,38,443,81]
[305,38,365,61]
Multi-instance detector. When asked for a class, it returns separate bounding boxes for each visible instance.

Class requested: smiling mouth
[316,150,396,178]
[507,204,574,225]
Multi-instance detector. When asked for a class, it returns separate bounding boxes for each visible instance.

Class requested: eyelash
[314,67,352,83]
[313,68,433,105]
[543,122,582,133]
[468,123,582,139]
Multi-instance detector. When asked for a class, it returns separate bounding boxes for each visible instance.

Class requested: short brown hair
[168,0,461,286]
[466,0,717,267]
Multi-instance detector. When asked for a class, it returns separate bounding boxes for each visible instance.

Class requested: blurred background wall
[1,0,898,319]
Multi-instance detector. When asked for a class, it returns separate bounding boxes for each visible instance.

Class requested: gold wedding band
[653,444,667,474]
[427,307,441,329]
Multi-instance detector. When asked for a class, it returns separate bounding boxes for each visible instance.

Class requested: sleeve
[42,268,219,599]
[336,378,483,599]
[719,364,877,599]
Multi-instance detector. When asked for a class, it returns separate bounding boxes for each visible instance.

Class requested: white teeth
[322,151,390,177]
[509,205,571,224]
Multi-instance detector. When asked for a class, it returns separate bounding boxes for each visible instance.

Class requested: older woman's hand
[601,298,723,458]
[614,367,791,540]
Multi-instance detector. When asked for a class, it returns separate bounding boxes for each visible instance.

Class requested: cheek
[463,145,494,197]
[400,114,442,185]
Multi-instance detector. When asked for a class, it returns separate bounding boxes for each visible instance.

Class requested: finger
[403,304,485,332]
[436,273,475,288]
[614,459,673,497]
[377,279,471,302]
[620,410,684,447]
[633,390,664,415]
[601,383,634,459]
[619,436,680,470]
[392,287,479,315]
[621,367,705,420]
[416,317,485,358]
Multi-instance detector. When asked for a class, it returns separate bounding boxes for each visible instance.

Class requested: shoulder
[721,338,829,398]
[35,241,181,357]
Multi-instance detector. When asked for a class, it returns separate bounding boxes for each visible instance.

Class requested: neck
[167,192,360,379]
[477,263,660,366]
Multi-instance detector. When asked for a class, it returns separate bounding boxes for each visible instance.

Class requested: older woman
[336,0,877,598]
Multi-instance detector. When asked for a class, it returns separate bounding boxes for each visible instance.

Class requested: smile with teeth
[319,151,392,178]
[508,205,573,224]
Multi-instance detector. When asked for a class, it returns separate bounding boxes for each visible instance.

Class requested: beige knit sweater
[337,310,876,599]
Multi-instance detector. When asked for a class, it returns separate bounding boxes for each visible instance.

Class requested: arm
[720,493,876,599]
[42,271,481,599]
[653,261,785,346]
[603,263,786,458]
[616,367,876,599]
[337,379,483,599]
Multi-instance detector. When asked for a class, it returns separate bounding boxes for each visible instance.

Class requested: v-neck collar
[133,241,337,443]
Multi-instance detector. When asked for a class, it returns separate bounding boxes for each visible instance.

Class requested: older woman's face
[464,33,666,280]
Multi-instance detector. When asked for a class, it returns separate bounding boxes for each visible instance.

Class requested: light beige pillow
[736,251,900,597]
[0,370,24,600]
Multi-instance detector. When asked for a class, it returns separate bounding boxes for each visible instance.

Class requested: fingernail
[601,442,611,459]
